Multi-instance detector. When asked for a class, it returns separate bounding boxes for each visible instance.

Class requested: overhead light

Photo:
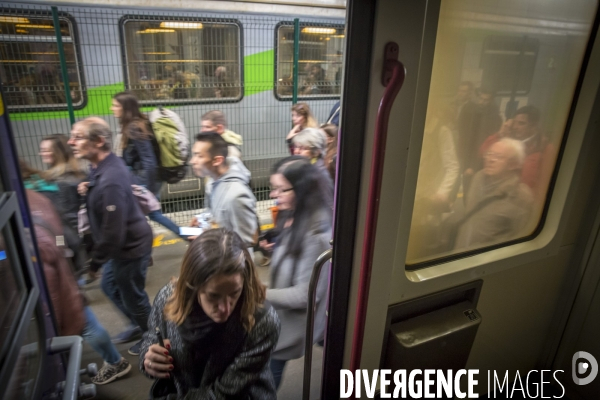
[136,28,176,34]
[332,34,345,38]
[15,24,54,29]
[302,27,337,34]
[160,21,202,29]
[0,16,29,23]
[16,29,28,34]
[143,52,172,55]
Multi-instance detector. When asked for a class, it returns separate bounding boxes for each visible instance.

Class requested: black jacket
[86,152,152,265]
[122,124,160,195]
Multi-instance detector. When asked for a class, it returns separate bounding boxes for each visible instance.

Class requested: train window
[275,22,344,99]
[0,12,84,110]
[0,229,27,360]
[4,314,41,400]
[405,0,598,267]
[120,16,242,104]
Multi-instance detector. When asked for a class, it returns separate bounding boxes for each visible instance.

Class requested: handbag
[77,206,90,234]
[131,184,161,215]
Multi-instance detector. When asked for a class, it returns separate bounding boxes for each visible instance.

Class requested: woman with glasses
[265,156,332,389]
[111,91,181,237]
[286,102,318,154]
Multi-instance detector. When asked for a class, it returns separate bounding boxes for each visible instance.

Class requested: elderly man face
[483,141,518,177]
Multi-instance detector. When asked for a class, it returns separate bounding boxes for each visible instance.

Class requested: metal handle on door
[303,246,333,400]
[350,42,406,375]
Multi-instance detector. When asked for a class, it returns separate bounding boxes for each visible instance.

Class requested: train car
[2,0,600,399]
[0,0,345,214]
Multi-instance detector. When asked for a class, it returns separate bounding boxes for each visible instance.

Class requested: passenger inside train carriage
[2,0,600,399]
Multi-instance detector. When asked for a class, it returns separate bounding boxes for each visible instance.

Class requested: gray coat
[267,211,331,360]
[455,171,533,250]
[139,283,280,399]
[209,165,258,247]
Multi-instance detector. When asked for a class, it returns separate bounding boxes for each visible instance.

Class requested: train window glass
[0,229,26,358]
[0,13,84,110]
[275,23,344,99]
[4,314,40,400]
[121,17,242,104]
[406,0,598,267]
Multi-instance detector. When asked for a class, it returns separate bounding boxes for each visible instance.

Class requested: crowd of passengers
[21,91,340,398]
[21,82,554,397]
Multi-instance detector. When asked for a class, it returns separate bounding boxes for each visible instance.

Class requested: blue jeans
[270,359,287,390]
[101,253,151,331]
[82,307,122,365]
[148,209,181,236]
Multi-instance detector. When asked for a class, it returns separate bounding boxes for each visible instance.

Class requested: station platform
[80,200,323,399]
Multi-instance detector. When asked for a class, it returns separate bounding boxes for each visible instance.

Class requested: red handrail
[350,42,405,377]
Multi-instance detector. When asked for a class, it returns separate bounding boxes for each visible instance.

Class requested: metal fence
[0,2,343,225]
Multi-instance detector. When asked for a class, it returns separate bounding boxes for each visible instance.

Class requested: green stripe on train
[9,50,275,121]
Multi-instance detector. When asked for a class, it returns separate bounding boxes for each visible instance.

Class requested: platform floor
[80,226,323,399]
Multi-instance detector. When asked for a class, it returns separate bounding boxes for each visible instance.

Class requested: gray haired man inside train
[454,137,534,250]
[68,117,153,356]
[188,132,258,248]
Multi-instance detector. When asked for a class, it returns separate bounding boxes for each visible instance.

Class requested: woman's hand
[143,340,173,379]
[187,217,199,241]
[259,239,275,253]
[286,124,302,140]
[77,181,90,196]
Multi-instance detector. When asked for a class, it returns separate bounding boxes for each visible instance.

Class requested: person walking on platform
[140,228,280,399]
[68,118,153,356]
[112,91,181,237]
[188,133,258,249]
[201,110,244,159]
[286,103,318,154]
[26,189,131,385]
[264,156,332,389]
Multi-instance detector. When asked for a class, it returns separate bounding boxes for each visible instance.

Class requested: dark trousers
[270,358,288,390]
[101,252,151,331]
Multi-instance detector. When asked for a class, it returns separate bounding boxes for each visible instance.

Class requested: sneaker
[92,358,131,385]
[111,326,142,344]
[128,339,143,356]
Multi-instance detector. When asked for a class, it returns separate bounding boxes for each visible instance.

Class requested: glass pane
[122,19,241,103]
[276,24,344,97]
[0,228,25,352]
[4,314,41,400]
[0,15,83,109]
[406,0,598,265]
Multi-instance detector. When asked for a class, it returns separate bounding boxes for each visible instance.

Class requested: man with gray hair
[68,118,152,357]
[453,138,533,250]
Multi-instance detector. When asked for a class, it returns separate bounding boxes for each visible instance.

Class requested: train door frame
[322,0,600,398]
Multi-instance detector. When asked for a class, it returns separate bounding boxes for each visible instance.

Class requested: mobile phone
[179,227,203,237]
[155,327,165,348]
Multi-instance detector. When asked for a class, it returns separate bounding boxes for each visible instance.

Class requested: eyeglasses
[69,135,87,141]
[270,186,294,195]
[484,152,508,161]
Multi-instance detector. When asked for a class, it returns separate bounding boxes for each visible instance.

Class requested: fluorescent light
[0,16,29,23]
[136,29,176,34]
[143,52,172,55]
[16,29,28,34]
[15,24,54,29]
[302,27,337,34]
[160,21,202,29]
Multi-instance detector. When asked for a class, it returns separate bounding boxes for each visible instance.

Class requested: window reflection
[276,24,344,98]
[122,18,242,103]
[406,0,598,266]
[0,229,23,353]
[0,14,83,110]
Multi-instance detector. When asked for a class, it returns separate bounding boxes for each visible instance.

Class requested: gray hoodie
[209,161,258,247]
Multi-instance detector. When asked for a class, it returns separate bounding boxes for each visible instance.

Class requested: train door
[321,0,600,398]
[0,82,65,397]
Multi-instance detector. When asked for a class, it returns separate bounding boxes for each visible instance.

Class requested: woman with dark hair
[321,123,339,180]
[265,156,332,389]
[111,91,180,236]
[286,102,318,154]
[139,228,280,399]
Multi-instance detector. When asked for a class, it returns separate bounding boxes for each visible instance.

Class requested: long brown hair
[321,124,338,179]
[113,91,152,149]
[164,228,266,332]
[40,134,86,180]
[291,102,318,129]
